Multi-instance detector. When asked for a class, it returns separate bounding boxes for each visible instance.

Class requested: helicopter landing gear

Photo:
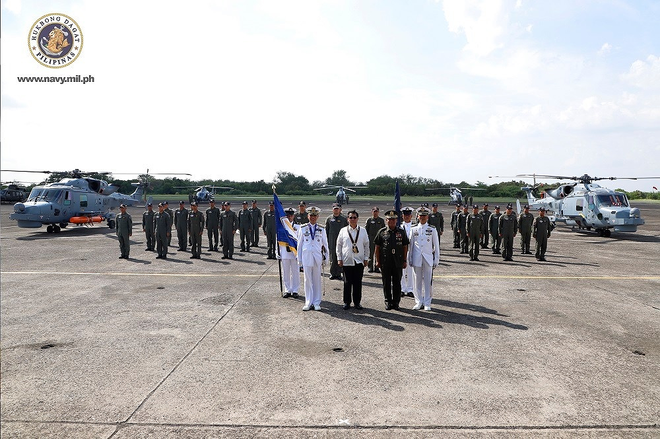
[107,219,115,229]
[60,222,68,229]
[46,224,61,233]
[47,225,53,233]
[596,228,611,237]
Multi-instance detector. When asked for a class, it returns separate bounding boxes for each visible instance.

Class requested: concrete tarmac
[1,201,659,438]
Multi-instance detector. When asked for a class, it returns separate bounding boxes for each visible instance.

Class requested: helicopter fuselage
[523,183,644,235]
[9,177,141,232]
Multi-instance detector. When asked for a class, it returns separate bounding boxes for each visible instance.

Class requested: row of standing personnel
[136,199,266,260]
[449,203,552,262]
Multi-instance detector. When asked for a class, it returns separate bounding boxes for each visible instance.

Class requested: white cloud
[622,55,660,89]
[442,0,509,57]
[598,43,612,56]
[1,0,21,14]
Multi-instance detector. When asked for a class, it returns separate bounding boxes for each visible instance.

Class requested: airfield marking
[2,271,659,280]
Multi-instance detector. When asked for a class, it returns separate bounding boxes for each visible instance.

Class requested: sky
[2,0,659,192]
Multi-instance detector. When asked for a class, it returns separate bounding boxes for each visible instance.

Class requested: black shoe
[156,256,163,259]
[246,248,250,252]
[393,304,400,310]
[292,293,299,298]
[190,256,195,259]
[343,304,350,310]
[367,269,374,273]
[374,268,381,273]
[354,304,363,310]
[283,293,291,298]
[407,292,414,297]
[385,303,392,310]
[540,257,547,261]
[474,258,480,261]
[221,256,227,259]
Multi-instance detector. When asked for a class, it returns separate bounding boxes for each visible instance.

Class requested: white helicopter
[4,169,189,233]
[515,173,659,237]
[425,186,485,205]
[313,185,365,205]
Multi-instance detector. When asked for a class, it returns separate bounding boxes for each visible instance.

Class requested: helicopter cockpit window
[28,188,62,202]
[80,194,88,208]
[64,191,71,206]
[27,188,45,201]
[597,194,628,207]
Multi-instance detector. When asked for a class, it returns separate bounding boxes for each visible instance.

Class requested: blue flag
[274,192,298,255]
[394,179,401,226]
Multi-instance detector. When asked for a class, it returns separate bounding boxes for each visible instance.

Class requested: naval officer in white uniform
[408,206,440,310]
[297,206,328,311]
[400,207,415,297]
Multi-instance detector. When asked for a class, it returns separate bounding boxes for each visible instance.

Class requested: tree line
[40,170,659,200]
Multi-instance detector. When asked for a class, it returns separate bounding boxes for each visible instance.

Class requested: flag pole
[273,185,284,297]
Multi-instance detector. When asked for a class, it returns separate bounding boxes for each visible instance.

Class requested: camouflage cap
[384,210,398,219]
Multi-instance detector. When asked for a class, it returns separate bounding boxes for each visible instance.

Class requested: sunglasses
[348,216,358,219]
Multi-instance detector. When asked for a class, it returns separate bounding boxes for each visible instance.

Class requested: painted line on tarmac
[2,271,659,280]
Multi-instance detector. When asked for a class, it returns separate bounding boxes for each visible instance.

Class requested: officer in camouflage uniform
[142,202,155,251]
[220,202,238,259]
[489,205,502,254]
[325,203,348,280]
[364,207,385,273]
[174,201,189,252]
[294,201,309,225]
[116,204,132,259]
[155,203,172,259]
[479,203,491,249]
[163,201,174,247]
[466,204,483,261]
[374,210,409,310]
[519,205,534,255]
[263,201,277,259]
[428,203,444,237]
[533,207,552,261]
[250,200,262,248]
[188,201,205,259]
[238,201,253,252]
[499,203,518,261]
[458,205,469,254]
[450,204,462,248]
[205,199,220,251]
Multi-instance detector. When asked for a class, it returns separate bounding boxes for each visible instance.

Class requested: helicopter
[175,185,233,204]
[1,183,29,204]
[3,169,188,233]
[425,186,485,205]
[515,173,659,237]
[313,185,365,205]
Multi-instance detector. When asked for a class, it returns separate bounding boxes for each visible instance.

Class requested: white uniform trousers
[401,264,414,293]
[412,260,434,307]
[302,264,323,307]
[282,258,300,293]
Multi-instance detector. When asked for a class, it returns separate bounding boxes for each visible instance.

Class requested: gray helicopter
[516,173,659,237]
[3,169,189,233]
[175,185,234,204]
[425,186,485,205]
[313,185,366,205]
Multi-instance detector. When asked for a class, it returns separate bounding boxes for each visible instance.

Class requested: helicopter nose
[14,203,25,213]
